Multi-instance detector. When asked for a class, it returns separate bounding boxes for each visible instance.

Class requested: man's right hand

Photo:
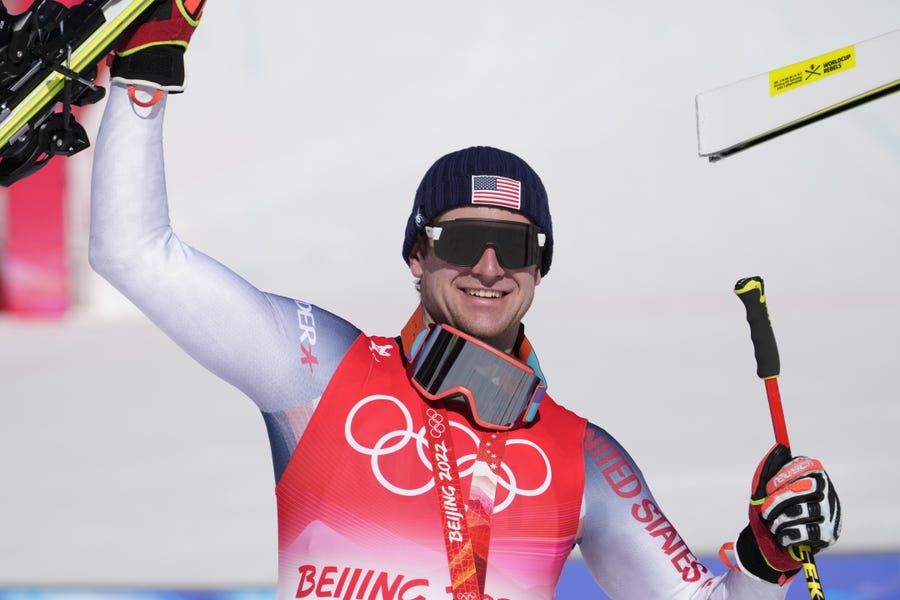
[110,0,207,93]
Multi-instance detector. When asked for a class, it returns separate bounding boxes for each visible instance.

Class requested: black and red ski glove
[110,0,207,93]
[734,444,842,585]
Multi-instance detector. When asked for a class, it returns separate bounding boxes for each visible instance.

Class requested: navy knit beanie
[402,146,553,276]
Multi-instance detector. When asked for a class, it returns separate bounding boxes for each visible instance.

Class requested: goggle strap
[525,386,546,422]
[401,305,430,361]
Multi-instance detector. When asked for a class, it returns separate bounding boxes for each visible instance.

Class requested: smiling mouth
[465,289,505,299]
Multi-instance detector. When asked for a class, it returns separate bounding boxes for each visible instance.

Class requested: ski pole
[733,276,825,600]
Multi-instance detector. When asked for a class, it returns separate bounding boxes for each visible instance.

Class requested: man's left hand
[735,444,842,584]
[756,447,842,551]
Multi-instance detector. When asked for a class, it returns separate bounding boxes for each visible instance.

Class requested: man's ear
[408,241,425,278]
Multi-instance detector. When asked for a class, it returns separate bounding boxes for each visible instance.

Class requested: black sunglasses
[424,218,545,270]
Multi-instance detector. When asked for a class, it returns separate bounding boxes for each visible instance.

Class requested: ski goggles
[409,324,546,431]
[424,218,546,270]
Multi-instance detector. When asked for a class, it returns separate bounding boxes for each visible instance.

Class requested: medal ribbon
[466,428,508,592]
[420,403,508,600]
[402,306,518,597]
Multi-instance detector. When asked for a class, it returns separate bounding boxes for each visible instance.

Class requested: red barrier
[0,0,82,318]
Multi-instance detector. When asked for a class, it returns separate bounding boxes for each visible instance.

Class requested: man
[89,2,841,599]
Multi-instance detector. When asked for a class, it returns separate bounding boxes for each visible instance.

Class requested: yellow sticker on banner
[769,45,856,96]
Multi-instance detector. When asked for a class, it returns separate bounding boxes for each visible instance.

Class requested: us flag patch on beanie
[472,175,521,210]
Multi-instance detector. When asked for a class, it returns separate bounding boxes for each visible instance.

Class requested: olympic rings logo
[425,407,446,438]
[344,395,551,512]
[456,593,478,600]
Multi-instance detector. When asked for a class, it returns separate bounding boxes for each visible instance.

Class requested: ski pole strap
[421,403,508,599]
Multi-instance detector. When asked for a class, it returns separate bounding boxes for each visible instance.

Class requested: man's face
[408,206,542,352]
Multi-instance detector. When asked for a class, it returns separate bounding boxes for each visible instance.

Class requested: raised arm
[88,3,360,418]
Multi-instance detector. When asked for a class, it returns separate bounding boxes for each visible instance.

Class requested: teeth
[467,289,503,298]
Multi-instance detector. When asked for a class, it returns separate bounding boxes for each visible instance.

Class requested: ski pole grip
[734,277,781,379]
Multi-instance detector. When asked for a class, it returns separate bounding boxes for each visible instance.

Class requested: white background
[1,0,899,587]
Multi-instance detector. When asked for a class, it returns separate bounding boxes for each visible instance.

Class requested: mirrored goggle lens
[426,218,544,269]
[410,324,545,430]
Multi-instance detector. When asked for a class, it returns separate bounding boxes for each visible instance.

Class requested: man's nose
[471,246,504,278]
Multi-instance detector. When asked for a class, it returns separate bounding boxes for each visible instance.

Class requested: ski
[0,0,159,186]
